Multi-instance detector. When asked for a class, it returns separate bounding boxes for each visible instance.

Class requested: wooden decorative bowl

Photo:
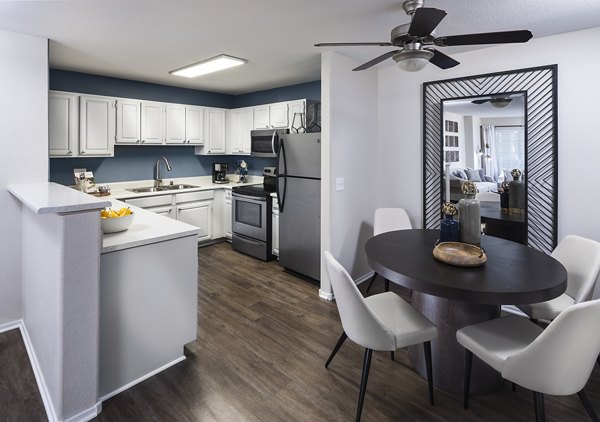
[433,242,487,267]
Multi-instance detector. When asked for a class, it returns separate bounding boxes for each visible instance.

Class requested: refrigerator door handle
[271,130,278,156]
[277,140,287,212]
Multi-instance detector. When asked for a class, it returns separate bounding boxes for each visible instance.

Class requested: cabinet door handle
[80,150,85,154]
[142,140,146,143]
[67,151,72,155]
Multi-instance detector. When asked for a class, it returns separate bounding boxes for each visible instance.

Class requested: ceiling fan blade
[428,49,459,69]
[353,50,400,71]
[314,42,392,47]
[471,99,489,104]
[408,8,447,37]
[435,30,533,47]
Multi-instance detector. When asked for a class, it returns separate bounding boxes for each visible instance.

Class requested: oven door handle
[277,140,287,212]
[232,193,267,203]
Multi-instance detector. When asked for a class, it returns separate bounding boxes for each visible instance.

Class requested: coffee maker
[212,163,229,184]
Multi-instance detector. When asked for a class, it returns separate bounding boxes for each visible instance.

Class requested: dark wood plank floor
[2,241,599,421]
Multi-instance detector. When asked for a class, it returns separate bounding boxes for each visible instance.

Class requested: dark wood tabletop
[365,229,566,305]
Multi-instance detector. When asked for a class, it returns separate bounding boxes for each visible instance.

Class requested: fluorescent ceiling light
[170,55,246,78]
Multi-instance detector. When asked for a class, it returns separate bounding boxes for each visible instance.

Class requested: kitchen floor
[2,242,599,421]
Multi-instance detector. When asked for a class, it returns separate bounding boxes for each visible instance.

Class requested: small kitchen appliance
[212,163,229,184]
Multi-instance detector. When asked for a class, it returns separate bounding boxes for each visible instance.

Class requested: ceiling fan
[315,0,533,72]
[472,97,513,108]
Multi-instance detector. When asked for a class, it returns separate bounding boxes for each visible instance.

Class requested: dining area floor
[1,241,599,421]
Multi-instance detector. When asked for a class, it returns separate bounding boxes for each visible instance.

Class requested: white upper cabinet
[79,95,115,156]
[269,102,289,128]
[185,106,204,145]
[49,91,78,157]
[165,104,186,144]
[141,101,165,144]
[115,99,141,144]
[226,107,253,155]
[253,102,289,129]
[197,108,226,155]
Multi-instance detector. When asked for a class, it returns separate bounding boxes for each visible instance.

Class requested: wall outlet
[335,177,344,191]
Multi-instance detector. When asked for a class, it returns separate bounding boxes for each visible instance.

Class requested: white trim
[99,355,186,402]
[19,321,59,422]
[64,402,102,422]
[319,288,334,301]
[355,272,374,285]
[0,319,21,334]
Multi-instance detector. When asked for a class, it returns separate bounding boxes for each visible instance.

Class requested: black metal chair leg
[325,332,347,368]
[533,392,546,422]
[424,341,434,405]
[597,354,600,368]
[463,349,473,409]
[356,348,373,422]
[512,382,517,392]
[390,351,394,361]
[384,279,390,292]
[578,389,600,422]
[365,273,378,294]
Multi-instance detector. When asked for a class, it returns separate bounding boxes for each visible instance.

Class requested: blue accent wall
[233,80,321,108]
[49,70,320,184]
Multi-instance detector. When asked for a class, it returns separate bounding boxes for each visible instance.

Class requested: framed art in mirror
[422,65,557,254]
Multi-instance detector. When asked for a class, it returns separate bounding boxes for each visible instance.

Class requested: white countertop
[8,182,111,214]
[102,199,200,254]
[104,175,263,200]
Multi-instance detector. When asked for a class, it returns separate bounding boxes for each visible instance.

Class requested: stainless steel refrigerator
[277,133,321,281]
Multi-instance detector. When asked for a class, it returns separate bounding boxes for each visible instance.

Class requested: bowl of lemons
[100,207,134,233]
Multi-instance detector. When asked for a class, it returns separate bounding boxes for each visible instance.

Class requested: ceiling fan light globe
[394,49,434,72]
[490,98,512,108]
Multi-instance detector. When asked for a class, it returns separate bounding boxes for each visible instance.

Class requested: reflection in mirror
[442,93,525,201]
[442,93,527,244]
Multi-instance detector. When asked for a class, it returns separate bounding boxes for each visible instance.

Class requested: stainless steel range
[231,168,276,261]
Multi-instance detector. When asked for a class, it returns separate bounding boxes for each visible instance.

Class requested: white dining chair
[365,208,412,294]
[324,251,438,422]
[517,235,600,322]
[457,299,600,421]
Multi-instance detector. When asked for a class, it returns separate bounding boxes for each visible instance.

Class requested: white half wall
[377,26,600,297]
[321,51,379,295]
[0,29,48,325]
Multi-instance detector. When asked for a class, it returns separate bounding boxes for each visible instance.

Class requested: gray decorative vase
[458,182,481,246]
[508,169,525,215]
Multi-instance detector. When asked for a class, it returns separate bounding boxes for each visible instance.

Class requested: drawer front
[123,194,173,208]
[175,190,214,204]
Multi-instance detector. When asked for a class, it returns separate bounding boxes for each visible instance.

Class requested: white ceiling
[1,0,599,95]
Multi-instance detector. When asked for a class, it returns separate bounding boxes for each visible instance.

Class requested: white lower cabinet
[272,198,279,257]
[124,190,214,243]
[177,201,212,242]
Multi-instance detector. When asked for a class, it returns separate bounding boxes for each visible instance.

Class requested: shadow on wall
[49,146,277,185]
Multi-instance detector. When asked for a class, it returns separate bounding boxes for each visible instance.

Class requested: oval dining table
[364,229,567,395]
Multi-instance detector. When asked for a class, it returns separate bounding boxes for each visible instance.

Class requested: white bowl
[101,213,134,234]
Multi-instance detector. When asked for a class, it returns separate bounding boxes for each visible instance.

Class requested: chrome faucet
[154,156,172,187]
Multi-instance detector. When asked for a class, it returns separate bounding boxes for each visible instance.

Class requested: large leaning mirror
[423,65,558,253]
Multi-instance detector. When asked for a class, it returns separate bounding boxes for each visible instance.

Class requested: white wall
[376,26,600,297]
[321,51,378,295]
[0,29,48,327]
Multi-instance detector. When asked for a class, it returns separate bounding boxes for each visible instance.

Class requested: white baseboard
[355,272,374,285]
[319,289,334,301]
[0,319,21,334]
[99,355,186,402]
[19,322,59,422]
[501,305,528,317]
[19,322,101,422]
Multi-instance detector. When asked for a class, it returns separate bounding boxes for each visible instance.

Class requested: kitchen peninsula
[7,182,200,418]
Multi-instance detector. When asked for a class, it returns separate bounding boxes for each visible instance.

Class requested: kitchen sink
[127,184,199,193]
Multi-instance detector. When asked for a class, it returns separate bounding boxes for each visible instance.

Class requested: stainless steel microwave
[250,129,289,157]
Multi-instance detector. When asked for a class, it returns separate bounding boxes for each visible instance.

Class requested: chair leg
[325,332,347,368]
[463,349,473,409]
[512,382,517,392]
[384,279,390,292]
[578,389,600,422]
[533,391,546,422]
[424,341,434,405]
[390,351,394,361]
[365,273,378,294]
[597,354,600,368]
[356,348,373,422]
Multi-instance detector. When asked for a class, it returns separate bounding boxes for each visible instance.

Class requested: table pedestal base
[408,292,502,395]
